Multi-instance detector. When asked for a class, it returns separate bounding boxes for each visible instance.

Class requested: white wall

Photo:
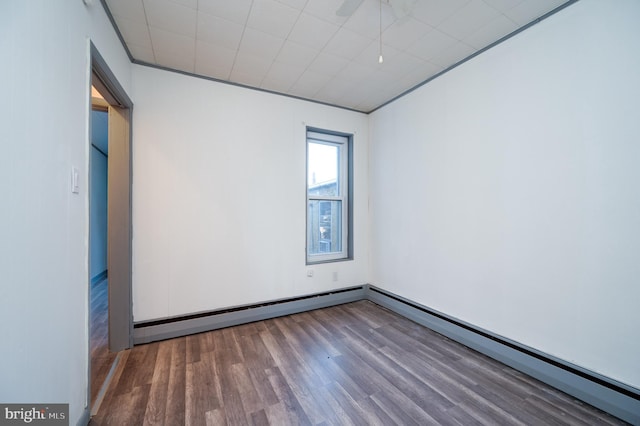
[90,111,109,280]
[132,65,369,321]
[0,2,131,424]
[369,0,640,389]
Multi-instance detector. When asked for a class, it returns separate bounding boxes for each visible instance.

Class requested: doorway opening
[89,88,112,408]
[89,43,133,413]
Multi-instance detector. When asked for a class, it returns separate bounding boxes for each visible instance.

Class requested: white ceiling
[104,0,572,113]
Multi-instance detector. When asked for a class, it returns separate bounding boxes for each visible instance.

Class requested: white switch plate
[71,167,79,194]
[307,270,314,277]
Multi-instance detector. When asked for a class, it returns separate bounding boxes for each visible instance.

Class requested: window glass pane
[307,200,342,255]
[308,142,339,196]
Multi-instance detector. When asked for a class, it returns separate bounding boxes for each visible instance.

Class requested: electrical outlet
[332,271,338,282]
[307,269,314,277]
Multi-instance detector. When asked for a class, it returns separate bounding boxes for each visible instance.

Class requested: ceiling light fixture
[378,0,384,64]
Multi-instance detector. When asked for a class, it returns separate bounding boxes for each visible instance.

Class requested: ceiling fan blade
[336,0,365,16]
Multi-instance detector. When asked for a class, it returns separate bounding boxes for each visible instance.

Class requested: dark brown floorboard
[90,301,627,425]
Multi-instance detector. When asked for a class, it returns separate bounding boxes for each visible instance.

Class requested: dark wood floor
[90,301,626,425]
[91,277,117,408]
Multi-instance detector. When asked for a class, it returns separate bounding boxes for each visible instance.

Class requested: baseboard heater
[366,285,640,425]
[132,283,639,424]
[133,285,366,345]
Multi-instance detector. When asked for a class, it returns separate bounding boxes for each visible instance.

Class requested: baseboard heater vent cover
[133,285,366,345]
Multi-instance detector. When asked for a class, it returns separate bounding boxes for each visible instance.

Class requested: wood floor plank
[272,361,331,424]
[263,402,302,426]
[331,329,402,396]
[272,316,340,387]
[143,341,171,425]
[248,333,277,370]
[183,363,200,426]
[265,367,313,425]
[249,409,269,426]
[338,324,458,411]
[185,357,222,426]
[164,338,186,426]
[112,343,153,396]
[229,362,263,417]
[457,387,528,426]
[91,301,628,426]
[306,383,356,426]
[378,343,470,405]
[369,390,430,426]
[470,382,552,425]
[298,314,343,358]
[444,404,487,426]
[185,334,201,364]
[260,321,330,405]
[307,306,349,340]
[220,327,245,365]
[216,370,246,425]
[103,384,151,426]
[356,395,398,425]
[324,380,385,426]
[204,408,227,426]
[244,361,279,407]
[332,337,441,425]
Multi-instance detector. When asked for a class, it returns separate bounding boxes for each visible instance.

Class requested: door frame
[89,43,133,351]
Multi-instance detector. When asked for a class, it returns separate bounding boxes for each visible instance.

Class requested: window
[306,128,352,263]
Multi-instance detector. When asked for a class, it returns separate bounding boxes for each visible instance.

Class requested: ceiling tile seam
[141,0,158,64]
[290,47,349,99]
[473,12,521,44]
[481,0,524,15]
[300,4,347,28]
[280,52,339,98]
[168,0,196,11]
[301,14,380,100]
[276,0,309,10]
[492,13,520,32]
[409,1,468,29]
[259,6,306,90]
[280,3,377,95]
[229,0,257,84]
[374,37,442,75]
[476,0,521,38]
[192,0,200,73]
[268,2,403,96]
[272,14,357,98]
